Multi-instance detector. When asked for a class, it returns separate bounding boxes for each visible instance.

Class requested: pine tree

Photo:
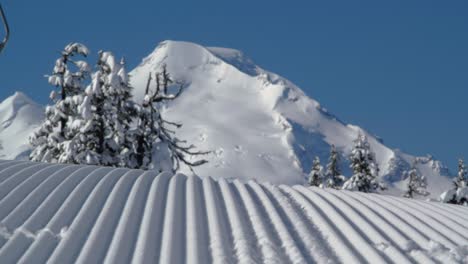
[343,133,383,192]
[134,65,208,172]
[309,156,324,187]
[109,57,137,167]
[454,158,467,189]
[440,158,468,206]
[404,161,429,198]
[30,43,90,163]
[76,51,136,166]
[325,145,345,188]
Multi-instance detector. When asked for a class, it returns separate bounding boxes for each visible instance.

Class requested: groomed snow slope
[0,160,466,264]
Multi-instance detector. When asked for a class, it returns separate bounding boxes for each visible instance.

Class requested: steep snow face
[0,92,43,160]
[132,41,305,184]
[130,40,452,192]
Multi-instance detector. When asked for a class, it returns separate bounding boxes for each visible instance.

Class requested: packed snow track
[0,160,466,263]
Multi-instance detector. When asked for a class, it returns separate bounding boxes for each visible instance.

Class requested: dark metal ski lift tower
[0,4,10,54]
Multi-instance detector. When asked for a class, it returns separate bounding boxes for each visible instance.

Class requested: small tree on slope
[76,51,136,166]
[309,156,324,187]
[134,65,208,172]
[454,158,467,189]
[440,158,468,206]
[325,145,345,189]
[30,43,90,163]
[343,133,383,192]
[404,161,429,198]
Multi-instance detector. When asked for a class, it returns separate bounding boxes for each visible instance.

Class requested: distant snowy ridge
[0,160,466,263]
[0,40,453,196]
[0,92,43,160]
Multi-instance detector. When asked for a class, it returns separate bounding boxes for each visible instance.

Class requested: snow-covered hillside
[0,92,43,160]
[129,40,452,195]
[0,40,454,196]
[0,160,466,263]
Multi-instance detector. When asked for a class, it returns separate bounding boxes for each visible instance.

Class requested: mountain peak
[128,40,453,195]
[137,40,260,78]
[1,91,37,109]
[137,40,218,71]
[0,92,41,120]
[0,91,43,160]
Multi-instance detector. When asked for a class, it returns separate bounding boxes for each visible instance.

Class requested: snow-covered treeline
[306,133,468,206]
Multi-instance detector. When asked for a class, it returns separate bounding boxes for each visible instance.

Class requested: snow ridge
[0,160,466,263]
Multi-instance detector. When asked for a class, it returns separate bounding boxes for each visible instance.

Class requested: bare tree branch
[137,65,210,171]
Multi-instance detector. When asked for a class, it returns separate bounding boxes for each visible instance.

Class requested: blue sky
[0,0,467,170]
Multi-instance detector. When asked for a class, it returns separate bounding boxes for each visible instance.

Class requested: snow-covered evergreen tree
[134,65,208,172]
[454,158,467,189]
[343,133,383,192]
[403,161,429,198]
[440,186,468,206]
[109,57,137,167]
[440,158,468,206]
[325,145,345,189]
[76,51,136,166]
[30,43,90,163]
[309,156,324,187]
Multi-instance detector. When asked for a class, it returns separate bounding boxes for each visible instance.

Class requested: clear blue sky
[0,0,467,170]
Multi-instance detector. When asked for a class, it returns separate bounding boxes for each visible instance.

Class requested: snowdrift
[0,160,466,263]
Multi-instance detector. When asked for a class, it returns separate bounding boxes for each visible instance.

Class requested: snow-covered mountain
[0,40,453,197]
[0,92,43,160]
[129,40,452,195]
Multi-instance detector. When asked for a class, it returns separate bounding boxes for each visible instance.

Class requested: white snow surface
[0,160,466,264]
[0,40,454,196]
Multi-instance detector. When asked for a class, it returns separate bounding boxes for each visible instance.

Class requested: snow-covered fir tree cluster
[308,133,431,200]
[30,43,207,172]
[308,134,384,193]
[306,133,468,207]
[308,145,345,189]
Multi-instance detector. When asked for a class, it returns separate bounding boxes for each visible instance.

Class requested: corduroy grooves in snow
[0,160,466,263]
